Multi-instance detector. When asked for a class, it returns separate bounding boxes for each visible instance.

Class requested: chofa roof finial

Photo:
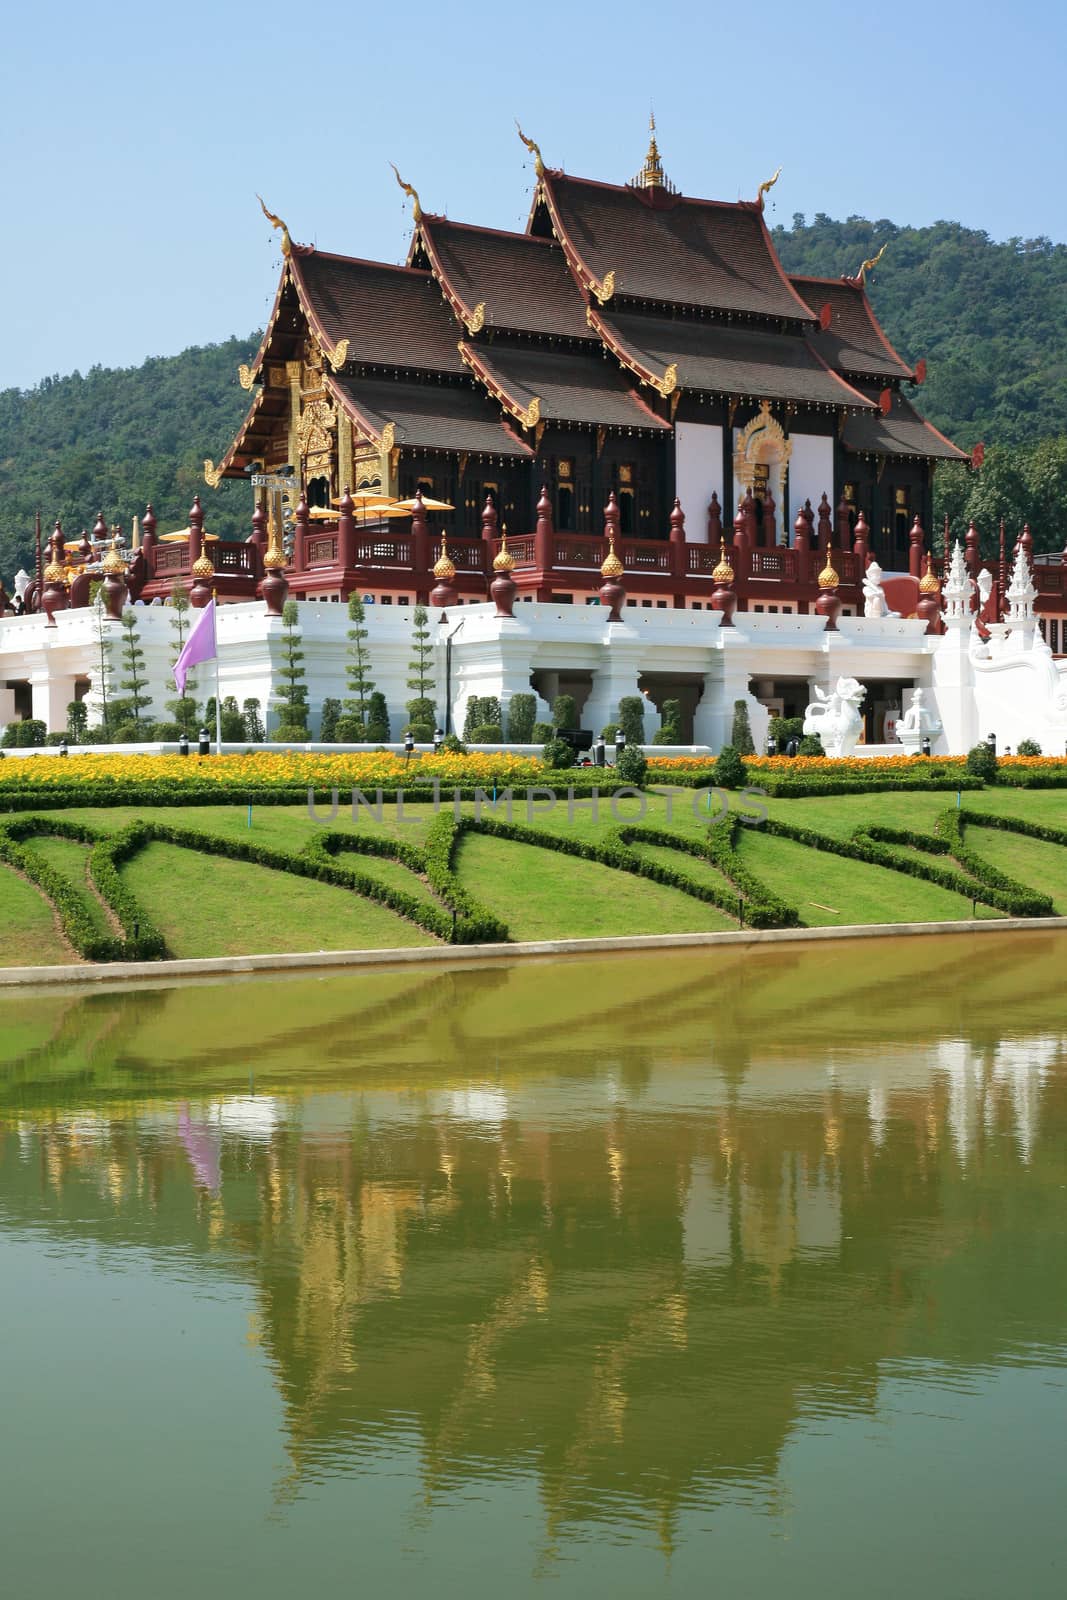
[389,163,423,222]
[515,121,545,178]
[256,194,291,258]
[854,242,888,286]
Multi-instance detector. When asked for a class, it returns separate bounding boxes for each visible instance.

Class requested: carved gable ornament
[733,400,792,485]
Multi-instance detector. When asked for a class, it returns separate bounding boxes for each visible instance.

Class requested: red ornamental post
[793,501,811,585]
[815,550,842,630]
[710,540,736,625]
[410,487,431,601]
[188,494,204,567]
[141,504,157,577]
[762,487,777,547]
[965,518,980,575]
[293,492,309,573]
[250,502,268,554]
[490,531,517,618]
[816,493,833,553]
[337,486,356,570]
[707,491,722,545]
[669,496,687,584]
[480,493,498,544]
[835,492,852,554]
[908,514,925,580]
[742,487,758,548]
[852,507,870,569]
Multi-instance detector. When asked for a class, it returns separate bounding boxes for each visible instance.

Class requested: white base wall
[2,601,1065,759]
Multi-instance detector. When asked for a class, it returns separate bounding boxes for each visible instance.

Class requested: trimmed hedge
[702,817,800,928]
[758,815,1053,919]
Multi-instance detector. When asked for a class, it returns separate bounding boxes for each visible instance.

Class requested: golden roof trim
[515,122,545,178]
[390,163,423,223]
[257,194,291,258]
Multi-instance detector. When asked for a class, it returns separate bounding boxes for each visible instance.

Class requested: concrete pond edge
[3,915,1067,990]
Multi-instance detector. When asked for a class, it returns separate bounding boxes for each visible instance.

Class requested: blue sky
[1,0,1061,391]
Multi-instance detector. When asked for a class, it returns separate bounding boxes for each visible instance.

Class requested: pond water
[2,933,1066,1599]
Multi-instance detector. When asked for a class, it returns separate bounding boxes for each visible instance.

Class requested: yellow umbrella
[330,491,395,507]
[157,530,220,542]
[309,503,410,520]
[393,495,454,512]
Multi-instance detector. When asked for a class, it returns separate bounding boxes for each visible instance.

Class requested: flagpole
[213,589,223,753]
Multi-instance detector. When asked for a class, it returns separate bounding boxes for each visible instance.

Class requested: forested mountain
[0,336,257,579]
[0,212,1064,579]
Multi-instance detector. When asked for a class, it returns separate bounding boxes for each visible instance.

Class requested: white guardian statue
[803,677,867,758]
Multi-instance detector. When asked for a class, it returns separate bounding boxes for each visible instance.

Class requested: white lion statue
[803,676,867,758]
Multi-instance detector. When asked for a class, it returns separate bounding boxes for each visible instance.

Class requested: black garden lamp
[59,739,68,757]
[594,736,605,767]
[178,733,190,757]
[198,727,211,757]
[404,730,415,765]
[766,732,777,758]
[433,727,444,753]
[615,729,626,764]
[921,736,931,757]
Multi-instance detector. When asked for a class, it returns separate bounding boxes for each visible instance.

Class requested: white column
[582,636,644,737]
[929,625,976,755]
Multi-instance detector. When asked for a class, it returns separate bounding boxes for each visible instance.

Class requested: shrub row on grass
[954,809,1067,846]
[932,810,1057,913]
[758,817,1053,919]
[306,821,508,944]
[612,821,799,928]
[118,820,480,947]
[0,814,165,961]
[0,775,632,815]
[701,817,801,928]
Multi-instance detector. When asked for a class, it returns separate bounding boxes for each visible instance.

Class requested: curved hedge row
[757,815,1053,919]
[701,817,801,928]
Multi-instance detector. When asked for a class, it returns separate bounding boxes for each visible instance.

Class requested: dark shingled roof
[328,375,533,457]
[292,252,466,374]
[792,276,914,381]
[597,310,874,408]
[418,219,593,342]
[843,390,966,460]
[460,343,669,431]
[541,173,815,321]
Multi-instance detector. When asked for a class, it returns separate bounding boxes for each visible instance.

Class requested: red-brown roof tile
[791,275,914,381]
[291,252,466,374]
[595,310,875,409]
[328,375,533,457]
[459,342,669,431]
[842,389,966,460]
[540,173,815,321]
[418,219,593,341]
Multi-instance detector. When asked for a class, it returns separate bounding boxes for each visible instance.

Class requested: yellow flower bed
[0,751,547,790]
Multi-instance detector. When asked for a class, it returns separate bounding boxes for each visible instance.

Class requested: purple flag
[173,597,216,694]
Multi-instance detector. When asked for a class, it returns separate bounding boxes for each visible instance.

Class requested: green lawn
[25,836,115,939]
[0,862,73,966]
[736,829,997,926]
[118,842,439,958]
[3,782,1065,966]
[454,832,735,940]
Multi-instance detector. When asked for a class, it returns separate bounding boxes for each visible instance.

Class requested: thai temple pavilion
[203,124,966,610]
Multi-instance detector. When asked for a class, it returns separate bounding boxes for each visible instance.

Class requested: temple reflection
[2,935,1066,1544]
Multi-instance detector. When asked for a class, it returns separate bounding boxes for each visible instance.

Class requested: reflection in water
[2,933,1067,1594]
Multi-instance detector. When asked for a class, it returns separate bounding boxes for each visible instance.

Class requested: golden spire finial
[600,531,624,579]
[263,504,286,571]
[493,523,515,574]
[101,535,125,576]
[712,538,735,584]
[854,242,888,285]
[919,552,941,594]
[389,163,423,222]
[757,166,782,210]
[256,194,291,258]
[433,533,455,581]
[818,550,841,589]
[515,121,545,178]
[629,111,676,194]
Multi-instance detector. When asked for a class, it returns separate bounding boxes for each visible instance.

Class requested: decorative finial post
[42,521,69,624]
[707,491,722,545]
[852,507,870,570]
[261,505,289,616]
[599,532,626,622]
[816,493,833,553]
[293,491,309,574]
[742,487,759,549]
[793,500,812,584]
[965,517,980,574]
[188,494,204,567]
[480,493,498,544]
[917,554,942,633]
[337,486,356,571]
[668,497,686,583]
[430,534,458,609]
[250,502,268,554]
[100,536,128,621]
[490,526,517,618]
[815,550,842,630]
[761,485,777,547]
[908,513,925,580]
[710,540,736,625]
[410,487,431,600]
[534,483,554,575]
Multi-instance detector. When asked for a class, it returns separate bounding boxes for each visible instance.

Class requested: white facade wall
[787,434,834,531]
[674,422,724,542]
[2,599,1066,756]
